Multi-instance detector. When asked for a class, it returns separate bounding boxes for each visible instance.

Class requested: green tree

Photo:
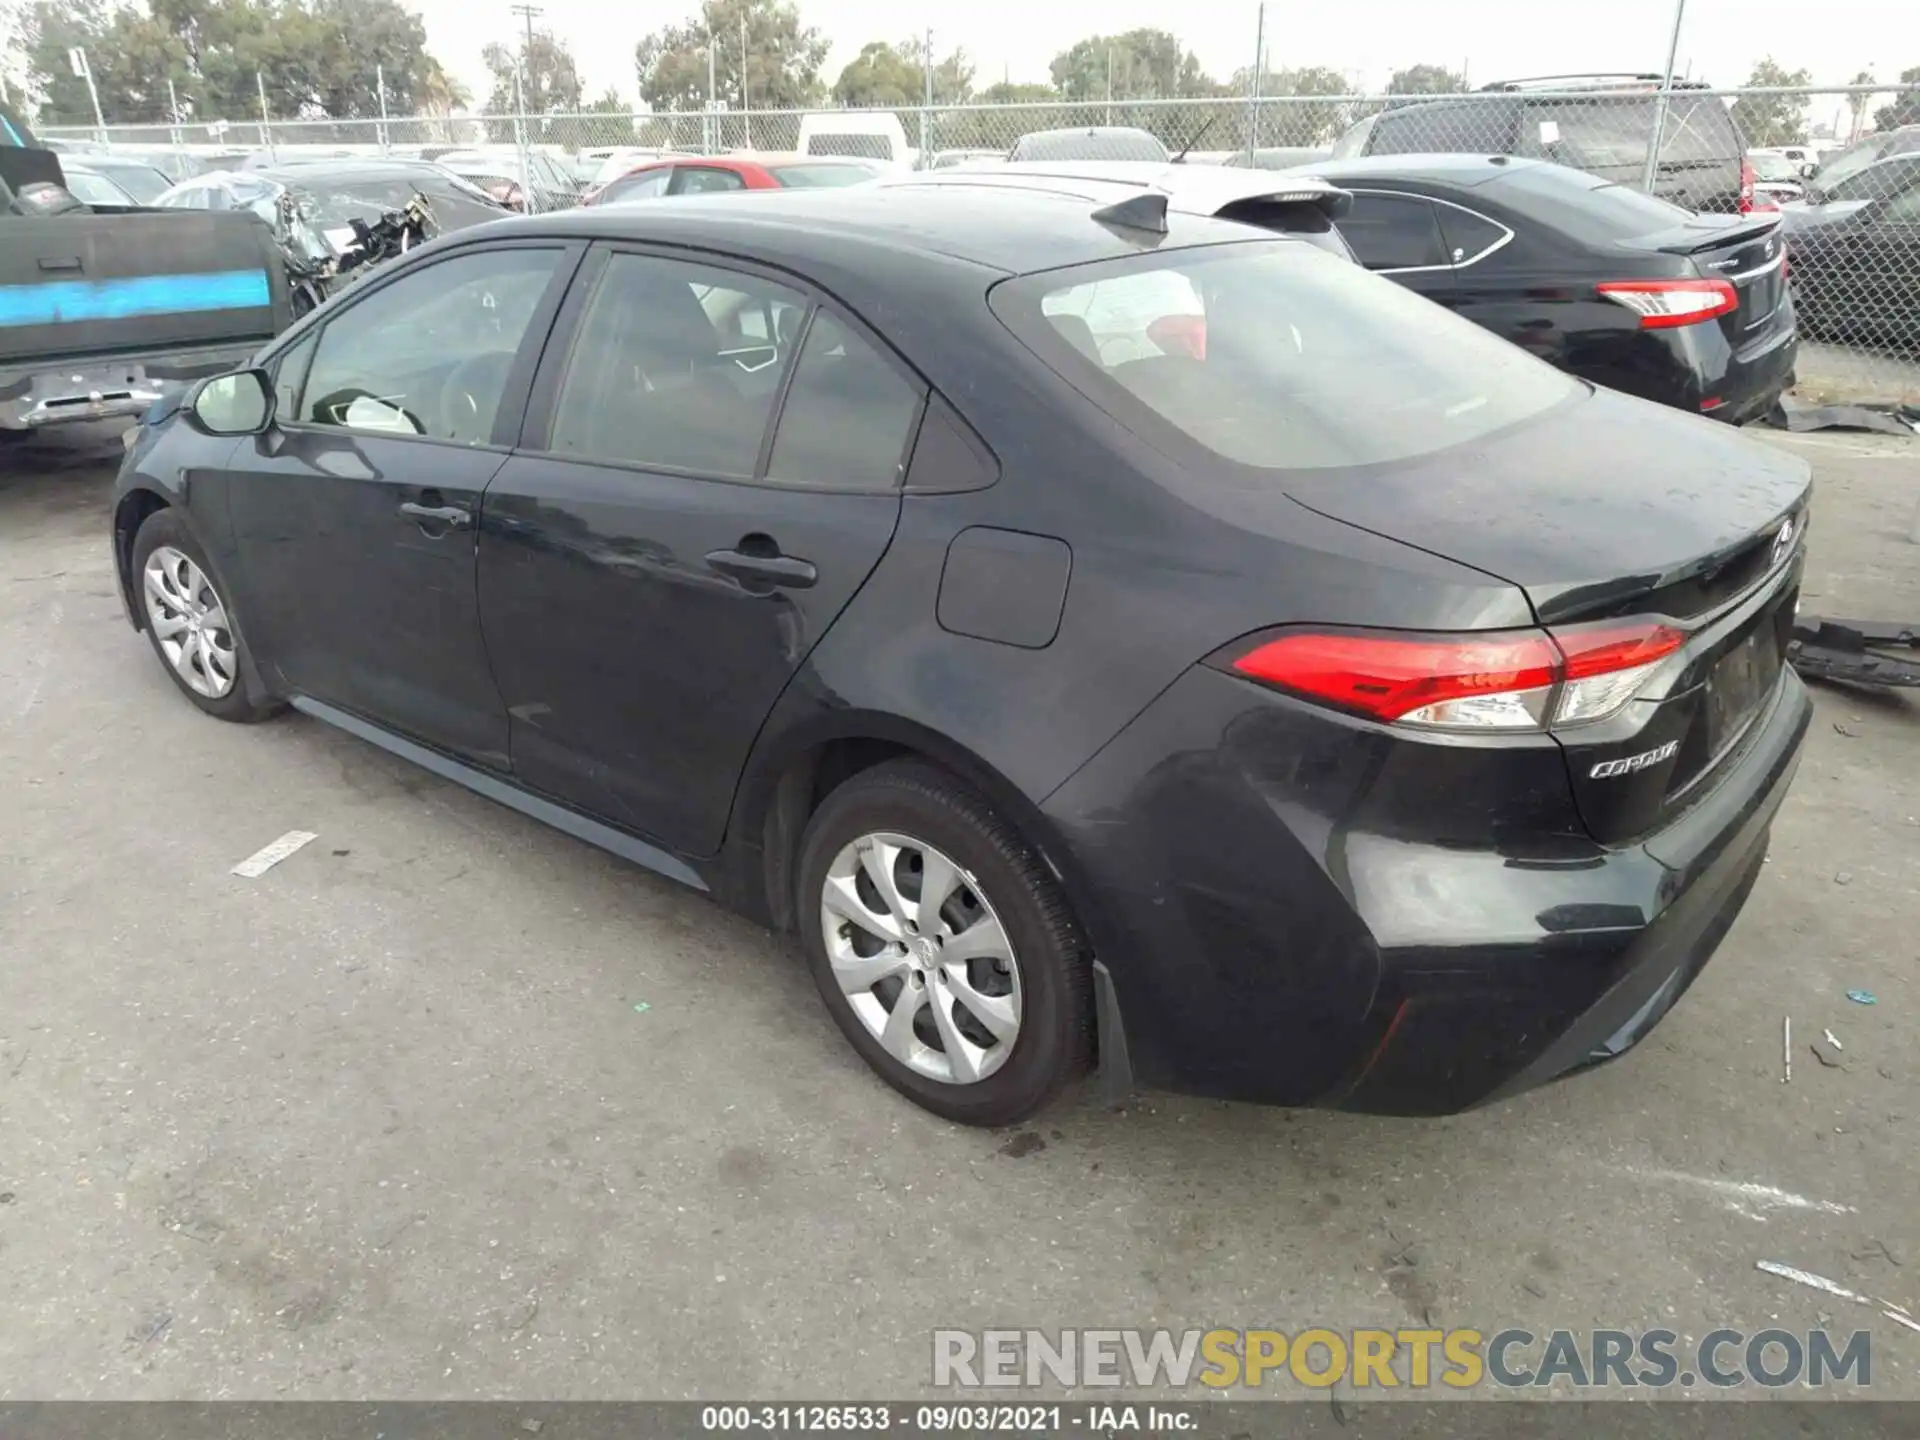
[1875,64,1920,130]
[1844,70,1874,142]
[23,0,111,124]
[481,27,582,139]
[833,38,970,108]
[975,80,1054,105]
[1049,29,1216,102]
[1387,63,1466,95]
[576,85,638,144]
[1729,57,1812,146]
[23,0,452,125]
[1232,63,1353,145]
[635,0,828,114]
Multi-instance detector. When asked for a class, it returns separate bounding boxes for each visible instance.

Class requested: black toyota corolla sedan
[111,182,1813,1126]
[1294,155,1799,424]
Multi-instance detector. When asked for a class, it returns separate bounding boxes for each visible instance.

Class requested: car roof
[483,184,1288,275]
[888,162,1351,218]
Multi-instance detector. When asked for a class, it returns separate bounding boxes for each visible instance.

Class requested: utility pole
[376,62,389,154]
[508,4,541,208]
[1247,4,1265,160]
[740,7,750,147]
[166,77,182,148]
[68,48,108,147]
[1643,0,1687,194]
[1105,47,1113,125]
[256,70,273,160]
[921,27,933,165]
[705,1,716,150]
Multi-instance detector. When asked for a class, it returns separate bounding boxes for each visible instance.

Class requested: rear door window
[1340,193,1451,270]
[764,312,924,490]
[997,241,1577,472]
[545,251,803,476]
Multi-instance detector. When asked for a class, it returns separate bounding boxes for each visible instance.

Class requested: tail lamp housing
[1215,619,1688,733]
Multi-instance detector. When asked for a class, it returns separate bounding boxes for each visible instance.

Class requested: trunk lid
[1283,385,1810,627]
[1286,386,1810,843]
[1619,212,1792,351]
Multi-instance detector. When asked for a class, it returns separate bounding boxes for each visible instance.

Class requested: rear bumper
[1041,660,1812,1114]
[0,344,258,430]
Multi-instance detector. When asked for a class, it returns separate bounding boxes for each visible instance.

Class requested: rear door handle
[398,501,472,529]
[705,547,818,589]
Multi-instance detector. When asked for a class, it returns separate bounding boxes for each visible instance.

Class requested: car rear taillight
[1739,157,1756,214]
[1595,278,1739,329]
[487,179,526,210]
[1217,619,1687,733]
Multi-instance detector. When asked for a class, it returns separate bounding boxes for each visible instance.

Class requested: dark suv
[1333,75,1752,214]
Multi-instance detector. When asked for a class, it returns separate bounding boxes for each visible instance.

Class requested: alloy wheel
[819,830,1023,1085]
[142,545,237,699]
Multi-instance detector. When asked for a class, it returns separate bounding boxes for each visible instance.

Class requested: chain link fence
[42,85,1920,406]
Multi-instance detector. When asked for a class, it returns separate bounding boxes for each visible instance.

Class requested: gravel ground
[0,422,1916,1402]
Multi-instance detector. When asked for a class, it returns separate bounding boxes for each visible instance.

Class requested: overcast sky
[415,0,1888,113]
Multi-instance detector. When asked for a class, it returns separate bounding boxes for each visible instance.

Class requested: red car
[583,153,880,206]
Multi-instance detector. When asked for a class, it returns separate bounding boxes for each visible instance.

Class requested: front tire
[131,509,280,723]
[797,760,1093,1126]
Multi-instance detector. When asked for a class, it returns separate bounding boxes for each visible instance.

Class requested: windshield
[63,169,133,206]
[1012,129,1170,163]
[1814,134,1897,191]
[805,133,893,161]
[1750,152,1800,182]
[994,241,1578,471]
[1824,156,1920,204]
[770,162,878,187]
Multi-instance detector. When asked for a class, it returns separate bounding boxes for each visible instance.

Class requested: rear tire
[796,760,1093,1126]
[131,509,282,723]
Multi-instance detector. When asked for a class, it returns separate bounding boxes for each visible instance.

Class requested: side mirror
[1800,162,1819,180]
[188,368,274,436]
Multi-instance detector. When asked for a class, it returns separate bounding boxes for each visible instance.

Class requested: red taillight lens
[1227,630,1562,729]
[1739,157,1756,215]
[1220,619,1686,732]
[1596,277,1739,329]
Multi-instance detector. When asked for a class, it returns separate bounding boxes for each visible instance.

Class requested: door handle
[398,501,472,529]
[38,256,83,272]
[705,545,818,589]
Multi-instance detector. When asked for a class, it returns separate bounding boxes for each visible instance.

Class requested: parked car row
[112,156,1813,1125]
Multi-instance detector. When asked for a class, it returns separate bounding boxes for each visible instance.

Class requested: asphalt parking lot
[1,421,1917,1402]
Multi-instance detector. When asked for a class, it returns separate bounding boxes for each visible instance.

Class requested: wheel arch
[113,487,173,630]
[724,710,1094,946]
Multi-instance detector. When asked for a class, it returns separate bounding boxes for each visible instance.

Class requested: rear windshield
[994,241,1577,471]
[805,133,893,161]
[771,162,878,187]
[1533,94,1739,168]
[1487,163,1696,238]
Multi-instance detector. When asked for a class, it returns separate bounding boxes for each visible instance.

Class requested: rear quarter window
[994,241,1578,472]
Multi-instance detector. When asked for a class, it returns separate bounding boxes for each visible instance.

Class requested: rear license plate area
[1704,624,1784,755]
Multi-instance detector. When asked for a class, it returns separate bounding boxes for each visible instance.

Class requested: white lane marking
[1620,1166,1856,1221]
[231,830,319,878]
[8,593,63,726]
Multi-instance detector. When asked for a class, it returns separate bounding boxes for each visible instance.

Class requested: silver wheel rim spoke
[141,545,236,700]
[820,829,1023,1086]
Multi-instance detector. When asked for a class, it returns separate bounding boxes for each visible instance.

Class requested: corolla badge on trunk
[1590,739,1680,779]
